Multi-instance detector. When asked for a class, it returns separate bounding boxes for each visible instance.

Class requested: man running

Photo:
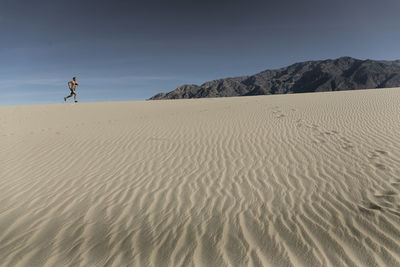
[64,77,79,102]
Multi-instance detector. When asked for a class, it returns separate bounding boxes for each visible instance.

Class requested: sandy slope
[1,88,400,266]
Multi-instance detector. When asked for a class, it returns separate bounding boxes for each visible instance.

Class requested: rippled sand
[1,88,400,266]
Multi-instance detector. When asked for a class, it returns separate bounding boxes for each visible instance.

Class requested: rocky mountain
[149,57,400,100]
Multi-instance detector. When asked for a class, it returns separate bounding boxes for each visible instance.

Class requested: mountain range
[149,57,400,100]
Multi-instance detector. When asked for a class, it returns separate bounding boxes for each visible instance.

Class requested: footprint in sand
[369,149,389,159]
[374,192,396,203]
[358,203,382,215]
[342,144,354,151]
[312,138,326,144]
[367,202,383,210]
[374,163,386,170]
[375,149,388,155]
[391,181,400,189]
[368,151,379,159]
[383,190,397,196]
[367,149,390,171]
[372,184,399,212]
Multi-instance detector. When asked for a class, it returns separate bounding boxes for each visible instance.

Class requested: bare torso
[68,80,78,90]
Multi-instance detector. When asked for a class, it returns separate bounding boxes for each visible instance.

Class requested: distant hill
[149,57,400,100]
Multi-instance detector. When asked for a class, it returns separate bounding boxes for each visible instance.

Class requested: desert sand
[1,88,400,266]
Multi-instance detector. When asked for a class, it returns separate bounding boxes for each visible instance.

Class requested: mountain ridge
[149,57,400,100]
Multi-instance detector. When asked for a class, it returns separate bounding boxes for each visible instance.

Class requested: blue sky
[1,0,400,105]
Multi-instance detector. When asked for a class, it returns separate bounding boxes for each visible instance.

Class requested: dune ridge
[1,88,400,266]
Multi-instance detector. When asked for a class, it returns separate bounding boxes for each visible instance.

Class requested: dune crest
[1,88,400,266]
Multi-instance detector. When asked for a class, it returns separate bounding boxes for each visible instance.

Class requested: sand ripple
[1,88,400,266]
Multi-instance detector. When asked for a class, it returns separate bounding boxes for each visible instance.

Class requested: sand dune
[1,88,400,266]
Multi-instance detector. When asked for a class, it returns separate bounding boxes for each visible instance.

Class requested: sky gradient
[1,0,400,105]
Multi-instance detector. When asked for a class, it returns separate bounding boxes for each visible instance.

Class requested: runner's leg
[65,90,74,101]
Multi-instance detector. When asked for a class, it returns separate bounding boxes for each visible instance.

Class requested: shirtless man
[64,77,79,102]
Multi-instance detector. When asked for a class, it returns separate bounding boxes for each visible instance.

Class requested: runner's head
[73,77,76,81]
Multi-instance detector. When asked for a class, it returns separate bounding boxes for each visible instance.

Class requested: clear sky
[1,0,400,105]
